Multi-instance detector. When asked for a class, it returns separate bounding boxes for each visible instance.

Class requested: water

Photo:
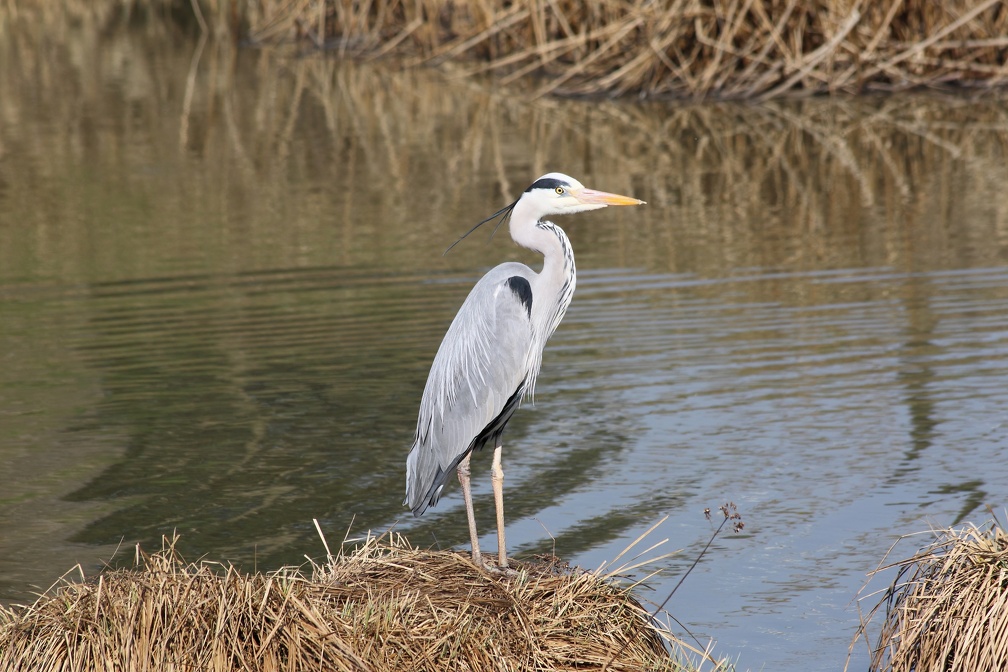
[3,9,1008,671]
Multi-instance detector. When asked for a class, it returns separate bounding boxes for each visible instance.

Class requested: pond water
[3,9,1008,671]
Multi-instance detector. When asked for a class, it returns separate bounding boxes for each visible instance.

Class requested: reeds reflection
[2,13,1008,670]
[4,14,1008,283]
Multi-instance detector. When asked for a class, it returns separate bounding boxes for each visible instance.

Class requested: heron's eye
[554,187,564,195]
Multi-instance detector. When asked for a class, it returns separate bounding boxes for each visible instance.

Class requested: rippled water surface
[3,10,1008,671]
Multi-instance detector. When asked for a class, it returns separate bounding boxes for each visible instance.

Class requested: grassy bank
[246,0,1007,99]
[8,0,1006,100]
[0,534,722,671]
[851,518,1008,672]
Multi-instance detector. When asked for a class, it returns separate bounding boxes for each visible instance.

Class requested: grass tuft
[850,516,1008,672]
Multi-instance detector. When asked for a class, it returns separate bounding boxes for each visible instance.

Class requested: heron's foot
[478,558,518,577]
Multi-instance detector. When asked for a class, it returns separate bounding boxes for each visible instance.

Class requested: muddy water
[2,9,1008,671]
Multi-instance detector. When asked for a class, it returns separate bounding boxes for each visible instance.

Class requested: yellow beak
[573,188,646,207]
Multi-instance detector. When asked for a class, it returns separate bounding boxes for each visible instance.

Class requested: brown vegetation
[243,0,1008,99]
[6,0,1007,99]
[0,533,718,672]
[850,519,1008,672]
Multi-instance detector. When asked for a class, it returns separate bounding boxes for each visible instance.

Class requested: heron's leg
[491,441,508,569]
[457,453,482,565]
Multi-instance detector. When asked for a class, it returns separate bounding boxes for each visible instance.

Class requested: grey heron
[404,172,645,571]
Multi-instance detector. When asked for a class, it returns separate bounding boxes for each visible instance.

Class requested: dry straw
[244,0,1008,99]
[0,531,723,671]
[849,518,1008,672]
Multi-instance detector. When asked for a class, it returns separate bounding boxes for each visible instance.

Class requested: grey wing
[404,264,534,516]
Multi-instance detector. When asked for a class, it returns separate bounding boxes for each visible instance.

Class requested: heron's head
[443,172,644,255]
[521,172,645,217]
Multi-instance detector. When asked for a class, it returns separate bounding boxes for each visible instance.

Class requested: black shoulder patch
[505,276,533,318]
[525,177,568,193]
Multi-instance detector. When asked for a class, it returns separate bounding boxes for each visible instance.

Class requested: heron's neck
[509,202,576,337]
[508,200,577,399]
[509,200,571,278]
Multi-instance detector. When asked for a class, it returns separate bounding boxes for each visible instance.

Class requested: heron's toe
[479,559,519,577]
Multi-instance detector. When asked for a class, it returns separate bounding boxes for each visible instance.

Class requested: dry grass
[7,0,1007,99]
[849,518,1008,672]
[242,0,1008,99]
[0,532,721,672]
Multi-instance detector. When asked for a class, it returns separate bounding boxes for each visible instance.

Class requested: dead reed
[8,0,1006,98]
[243,0,1008,99]
[0,533,717,672]
[849,518,1008,672]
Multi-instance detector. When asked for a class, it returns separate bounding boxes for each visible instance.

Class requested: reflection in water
[892,275,940,483]
[62,269,442,562]
[3,10,1008,672]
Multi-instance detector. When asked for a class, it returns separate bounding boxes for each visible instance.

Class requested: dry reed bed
[0,533,710,672]
[851,520,1008,672]
[245,0,1008,99]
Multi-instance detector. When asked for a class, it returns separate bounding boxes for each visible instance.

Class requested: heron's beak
[573,188,646,207]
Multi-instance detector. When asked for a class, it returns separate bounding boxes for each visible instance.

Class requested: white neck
[508,198,577,396]
[509,196,561,259]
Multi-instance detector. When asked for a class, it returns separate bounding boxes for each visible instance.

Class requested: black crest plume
[443,199,518,256]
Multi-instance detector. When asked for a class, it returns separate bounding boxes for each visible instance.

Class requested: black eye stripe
[525,177,569,193]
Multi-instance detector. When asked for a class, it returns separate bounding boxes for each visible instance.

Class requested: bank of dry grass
[7,0,1008,99]
[243,0,1008,99]
[0,533,718,672]
[850,519,1008,672]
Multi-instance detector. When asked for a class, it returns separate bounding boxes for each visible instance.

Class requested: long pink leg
[457,453,482,565]
[491,442,508,569]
